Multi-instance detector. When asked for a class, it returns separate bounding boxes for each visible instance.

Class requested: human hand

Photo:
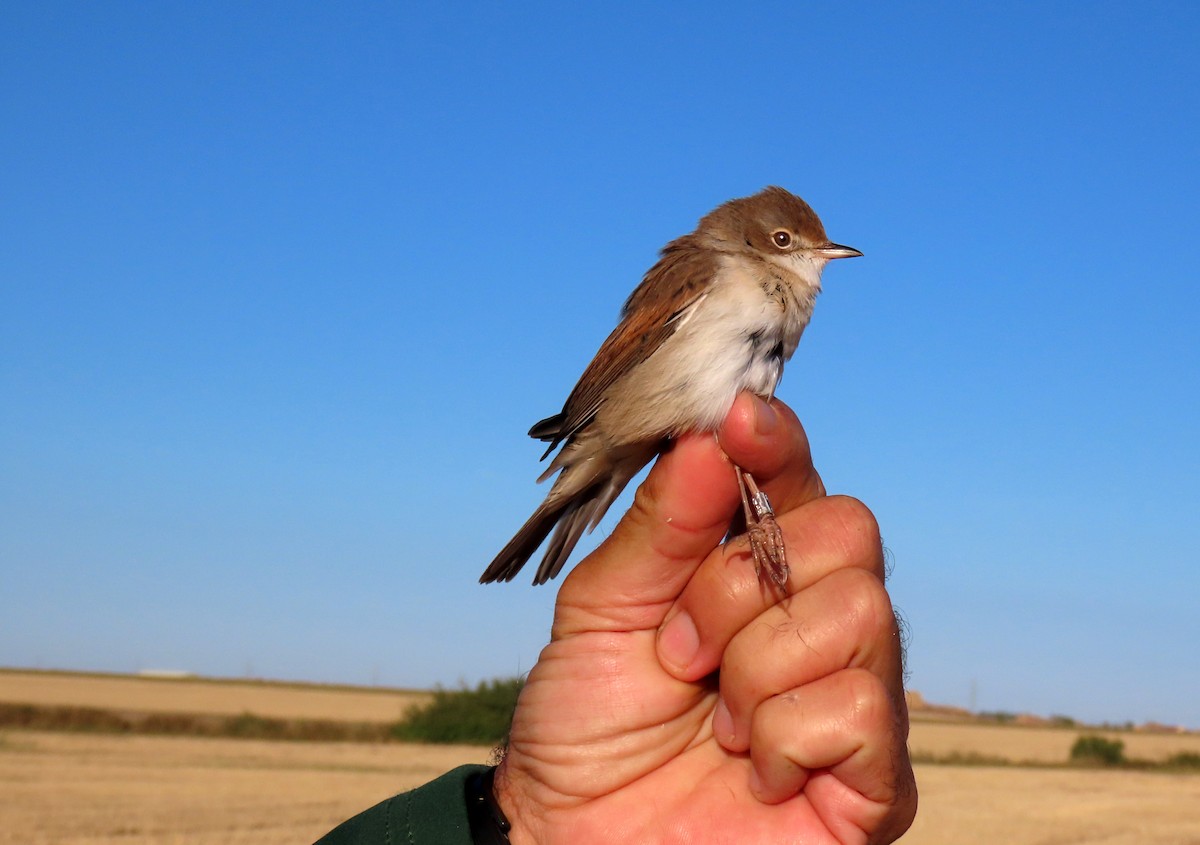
[494,393,916,844]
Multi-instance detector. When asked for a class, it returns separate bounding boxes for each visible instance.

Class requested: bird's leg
[735,467,788,586]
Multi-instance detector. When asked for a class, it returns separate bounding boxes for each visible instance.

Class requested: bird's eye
[771,230,793,249]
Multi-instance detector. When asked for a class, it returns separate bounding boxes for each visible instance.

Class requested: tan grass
[2,730,1199,844]
[5,671,1200,844]
[909,719,1200,764]
[904,765,1200,845]
[0,730,488,845]
[0,670,430,724]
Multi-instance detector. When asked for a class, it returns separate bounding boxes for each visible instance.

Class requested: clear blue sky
[2,2,1197,728]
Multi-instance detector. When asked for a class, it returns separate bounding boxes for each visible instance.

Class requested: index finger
[717,394,824,514]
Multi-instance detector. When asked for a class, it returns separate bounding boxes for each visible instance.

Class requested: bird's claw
[737,470,789,587]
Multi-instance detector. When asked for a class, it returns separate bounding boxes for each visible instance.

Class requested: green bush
[1164,751,1200,771]
[391,677,525,745]
[978,711,1016,724]
[1070,735,1125,766]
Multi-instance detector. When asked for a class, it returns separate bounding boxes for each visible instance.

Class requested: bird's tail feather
[478,501,567,584]
[481,444,656,585]
[481,474,630,585]
[533,502,590,585]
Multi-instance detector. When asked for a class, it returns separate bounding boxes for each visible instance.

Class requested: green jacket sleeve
[314,764,490,845]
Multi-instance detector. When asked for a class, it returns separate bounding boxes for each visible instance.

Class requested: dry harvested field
[0,730,488,845]
[2,730,1199,845]
[908,719,1200,764]
[2,670,1199,844]
[905,765,1200,844]
[0,669,429,723]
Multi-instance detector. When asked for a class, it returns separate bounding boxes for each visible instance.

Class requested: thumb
[551,394,776,637]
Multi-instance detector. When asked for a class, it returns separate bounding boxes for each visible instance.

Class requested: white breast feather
[601,254,822,440]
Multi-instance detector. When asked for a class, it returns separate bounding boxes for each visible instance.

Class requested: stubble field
[2,670,1198,844]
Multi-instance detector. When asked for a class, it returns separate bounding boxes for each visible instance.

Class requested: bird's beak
[814,242,863,260]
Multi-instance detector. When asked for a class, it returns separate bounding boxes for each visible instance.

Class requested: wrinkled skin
[495,394,917,844]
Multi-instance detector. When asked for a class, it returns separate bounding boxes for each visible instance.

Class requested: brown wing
[531,236,716,450]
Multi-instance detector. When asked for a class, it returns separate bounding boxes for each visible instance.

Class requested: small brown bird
[480,187,861,586]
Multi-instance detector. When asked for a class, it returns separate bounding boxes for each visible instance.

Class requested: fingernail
[754,397,779,435]
[712,697,735,745]
[658,610,699,674]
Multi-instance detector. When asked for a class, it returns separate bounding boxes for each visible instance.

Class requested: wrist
[492,761,539,845]
[466,766,513,844]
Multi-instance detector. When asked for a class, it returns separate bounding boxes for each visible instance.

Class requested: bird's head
[699,186,862,280]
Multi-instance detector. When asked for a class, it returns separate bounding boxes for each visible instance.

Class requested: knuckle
[840,667,894,733]
[822,496,885,577]
[833,566,897,643]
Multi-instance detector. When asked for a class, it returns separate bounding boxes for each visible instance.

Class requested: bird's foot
[736,469,789,586]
